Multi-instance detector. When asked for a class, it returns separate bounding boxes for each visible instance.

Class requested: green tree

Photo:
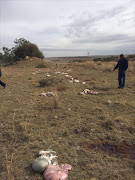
[1,38,44,65]
[14,42,44,59]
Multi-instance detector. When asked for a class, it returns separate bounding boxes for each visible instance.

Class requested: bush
[93,56,118,62]
[39,78,54,87]
[14,43,44,60]
[128,54,135,58]
[0,38,44,65]
[36,64,47,68]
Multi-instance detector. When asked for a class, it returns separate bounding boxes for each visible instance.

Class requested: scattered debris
[65,75,72,79]
[73,79,79,83]
[67,69,72,72]
[32,70,42,75]
[82,82,86,84]
[79,89,99,95]
[62,72,68,75]
[40,92,55,97]
[55,71,61,74]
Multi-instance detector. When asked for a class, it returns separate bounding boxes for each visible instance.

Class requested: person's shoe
[4,84,6,88]
[118,86,121,88]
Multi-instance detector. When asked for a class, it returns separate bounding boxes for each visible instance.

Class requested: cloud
[65,6,134,38]
[0,0,135,57]
[73,34,135,44]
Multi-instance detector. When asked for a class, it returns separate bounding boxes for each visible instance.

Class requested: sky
[0,0,135,57]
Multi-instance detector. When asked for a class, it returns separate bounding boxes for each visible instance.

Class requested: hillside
[0,58,135,180]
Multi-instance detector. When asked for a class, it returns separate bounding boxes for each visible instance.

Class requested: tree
[14,38,30,47]
[14,41,44,59]
[1,38,44,65]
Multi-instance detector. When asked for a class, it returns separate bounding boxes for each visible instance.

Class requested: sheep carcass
[44,164,72,180]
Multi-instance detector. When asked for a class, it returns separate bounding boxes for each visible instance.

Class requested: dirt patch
[80,141,135,160]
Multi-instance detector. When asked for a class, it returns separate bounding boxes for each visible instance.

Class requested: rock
[25,56,29,60]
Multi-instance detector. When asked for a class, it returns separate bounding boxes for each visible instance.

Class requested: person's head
[120,54,124,59]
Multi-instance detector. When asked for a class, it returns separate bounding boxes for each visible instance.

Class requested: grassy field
[0,57,135,180]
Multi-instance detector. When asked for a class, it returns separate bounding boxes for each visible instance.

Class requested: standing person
[0,67,6,88]
[113,54,128,88]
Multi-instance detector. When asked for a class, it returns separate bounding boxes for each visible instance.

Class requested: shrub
[14,43,44,60]
[128,54,135,58]
[36,64,47,68]
[0,38,44,65]
[39,78,54,87]
[93,56,118,62]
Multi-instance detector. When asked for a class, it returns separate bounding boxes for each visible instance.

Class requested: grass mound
[15,57,46,68]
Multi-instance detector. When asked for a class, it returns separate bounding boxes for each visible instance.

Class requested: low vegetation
[0,58,135,180]
[36,64,47,68]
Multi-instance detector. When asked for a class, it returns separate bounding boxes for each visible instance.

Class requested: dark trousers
[118,70,125,88]
[0,80,6,87]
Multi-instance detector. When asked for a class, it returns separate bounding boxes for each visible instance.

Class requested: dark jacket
[113,57,128,71]
[0,68,2,77]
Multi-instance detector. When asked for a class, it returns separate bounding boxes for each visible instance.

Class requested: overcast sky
[0,0,135,57]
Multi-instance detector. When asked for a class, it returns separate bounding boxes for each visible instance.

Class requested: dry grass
[0,58,135,180]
